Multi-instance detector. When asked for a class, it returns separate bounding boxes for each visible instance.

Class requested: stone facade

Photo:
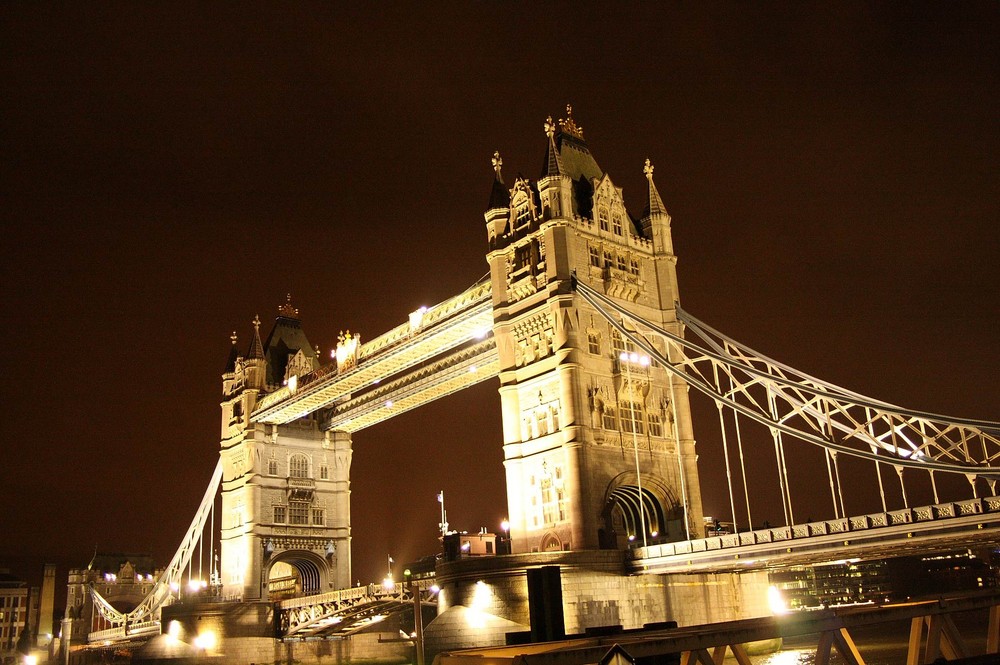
[220,302,352,600]
[486,110,703,556]
[425,552,771,657]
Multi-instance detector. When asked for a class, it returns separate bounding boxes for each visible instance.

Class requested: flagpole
[437,490,448,536]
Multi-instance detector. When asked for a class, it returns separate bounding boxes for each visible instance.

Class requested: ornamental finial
[252,314,261,333]
[230,331,238,345]
[492,151,503,176]
[278,293,299,318]
[558,104,583,138]
[544,116,556,138]
[644,158,654,178]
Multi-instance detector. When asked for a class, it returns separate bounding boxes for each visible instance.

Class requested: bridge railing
[632,495,1000,561]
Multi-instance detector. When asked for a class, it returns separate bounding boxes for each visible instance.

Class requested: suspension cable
[767,387,791,526]
[896,466,909,509]
[831,451,846,518]
[825,450,839,519]
[668,374,691,541]
[712,363,738,533]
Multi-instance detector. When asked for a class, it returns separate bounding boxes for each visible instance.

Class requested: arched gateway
[218,109,703,598]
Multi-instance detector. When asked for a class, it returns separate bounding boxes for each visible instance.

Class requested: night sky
[2,5,997,591]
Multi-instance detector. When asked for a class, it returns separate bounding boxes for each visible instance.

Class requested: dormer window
[612,213,623,236]
[598,207,609,232]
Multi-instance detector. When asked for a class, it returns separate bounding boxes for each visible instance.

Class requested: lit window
[588,332,601,355]
[289,454,309,479]
[289,502,310,525]
[611,329,625,357]
[598,207,609,231]
[602,407,617,430]
[621,402,644,435]
[648,413,663,437]
[273,506,286,523]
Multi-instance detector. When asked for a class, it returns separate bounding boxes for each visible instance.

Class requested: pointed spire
[224,331,239,373]
[542,115,564,177]
[487,150,510,210]
[247,315,265,360]
[642,158,669,219]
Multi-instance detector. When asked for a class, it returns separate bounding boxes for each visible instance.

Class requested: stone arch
[264,549,329,600]
[599,472,680,549]
[539,531,563,552]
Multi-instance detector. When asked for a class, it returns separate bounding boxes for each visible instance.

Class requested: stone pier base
[424,550,771,658]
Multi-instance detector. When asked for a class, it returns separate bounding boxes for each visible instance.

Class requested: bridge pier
[423,551,770,657]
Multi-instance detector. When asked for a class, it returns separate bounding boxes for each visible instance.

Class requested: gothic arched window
[289,454,309,479]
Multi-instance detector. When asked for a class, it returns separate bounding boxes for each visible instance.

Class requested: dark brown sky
[2,4,997,588]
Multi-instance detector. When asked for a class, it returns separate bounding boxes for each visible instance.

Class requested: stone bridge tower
[219,298,352,600]
[485,109,703,554]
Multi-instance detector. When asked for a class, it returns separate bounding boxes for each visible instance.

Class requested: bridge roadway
[630,494,1000,574]
[252,280,498,431]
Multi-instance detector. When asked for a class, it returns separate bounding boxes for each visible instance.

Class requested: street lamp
[499,519,511,554]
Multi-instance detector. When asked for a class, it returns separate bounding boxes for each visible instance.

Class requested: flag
[437,492,443,503]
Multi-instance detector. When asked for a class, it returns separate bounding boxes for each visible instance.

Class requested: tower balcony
[287,477,315,501]
[602,266,643,302]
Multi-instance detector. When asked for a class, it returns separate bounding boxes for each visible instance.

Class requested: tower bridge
[73,109,1000,662]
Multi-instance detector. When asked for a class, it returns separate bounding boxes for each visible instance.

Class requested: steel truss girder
[574,278,1000,478]
[323,339,499,432]
[252,281,494,424]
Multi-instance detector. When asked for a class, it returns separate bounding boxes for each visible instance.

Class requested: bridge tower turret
[486,108,704,554]
[219,298,352,601]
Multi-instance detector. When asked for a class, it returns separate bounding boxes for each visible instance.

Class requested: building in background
[0,569,38,661]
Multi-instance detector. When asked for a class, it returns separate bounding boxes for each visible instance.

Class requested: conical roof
[641,158,669,219]
[246,315,265,360]
[261,295,319,386]
[487,151,510,210]
[224,331,239,373]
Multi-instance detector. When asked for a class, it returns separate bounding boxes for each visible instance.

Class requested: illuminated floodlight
[382,575,395,591]
[24,655,37,665]
[619,352,628,361]
[627,534,635,541]
[650,530,659,538]
[639,355,650,367]
[468,365,477,373]
[430,584,440,594]
[768,585,789,615]
[167,620,182,640]
[193,630,217,651]
[385,400,393,408]
[473,326,490,339]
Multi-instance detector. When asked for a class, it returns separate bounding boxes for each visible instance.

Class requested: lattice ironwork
[575,278,1000,479]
